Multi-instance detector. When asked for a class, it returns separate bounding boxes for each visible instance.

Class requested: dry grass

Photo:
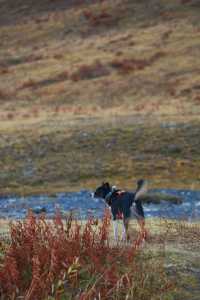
[1,117,200,195]
[0,0,200,194]
[0,0,200,115]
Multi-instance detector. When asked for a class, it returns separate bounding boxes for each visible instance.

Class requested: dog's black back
[109,190,135,220]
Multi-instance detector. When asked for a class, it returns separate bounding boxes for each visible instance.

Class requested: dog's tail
[134,179,148,201]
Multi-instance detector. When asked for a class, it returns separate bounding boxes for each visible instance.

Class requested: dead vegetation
[71,60,110,81]
[110,52,165,73]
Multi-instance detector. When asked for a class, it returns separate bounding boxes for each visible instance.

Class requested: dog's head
[94,182,111,199]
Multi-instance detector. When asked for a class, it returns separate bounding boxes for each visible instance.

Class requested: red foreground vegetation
[0,210,172,300]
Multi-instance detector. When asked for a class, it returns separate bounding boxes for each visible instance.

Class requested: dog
[93,179,148,241]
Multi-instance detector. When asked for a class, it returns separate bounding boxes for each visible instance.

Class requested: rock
[140,192,183,204]
[167,144,182,154]
[32,207,46,214]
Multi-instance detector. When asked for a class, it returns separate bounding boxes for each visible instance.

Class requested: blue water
[0,189,200,220]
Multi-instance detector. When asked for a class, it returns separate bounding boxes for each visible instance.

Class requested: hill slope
[0,0,200,194]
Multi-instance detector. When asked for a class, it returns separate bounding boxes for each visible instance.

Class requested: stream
[0,189,200,220]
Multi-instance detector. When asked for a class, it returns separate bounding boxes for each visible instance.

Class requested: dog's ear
[104,182,110,188]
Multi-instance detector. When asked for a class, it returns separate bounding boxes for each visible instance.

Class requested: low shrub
[0,210,173,300]
[19,71,69,90]
[83,9,113,27]
[71,60,110,81]
[110,58,148,73]
[110,52,165,74]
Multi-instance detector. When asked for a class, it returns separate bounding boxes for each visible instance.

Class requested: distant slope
[0,0,200,118]
[0,0,200,194]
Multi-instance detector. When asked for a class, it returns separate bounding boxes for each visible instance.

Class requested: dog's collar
[105,191,113,201]
[105,188,125,205]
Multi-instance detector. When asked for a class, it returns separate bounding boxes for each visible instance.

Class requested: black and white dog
[93,179,148,241]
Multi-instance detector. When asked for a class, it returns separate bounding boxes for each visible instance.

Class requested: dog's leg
[122,222,126,241]
[138,218,148,241]
[123,218,130,242]
[113,220,118,242]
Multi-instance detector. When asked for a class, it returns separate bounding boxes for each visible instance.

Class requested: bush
[0,210,173,300]
[110,52,165,74]
[71,60,110,81]
[83,9,113,27]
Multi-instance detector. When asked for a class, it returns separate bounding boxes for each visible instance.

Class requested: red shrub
[19,71,68,90]
[0,68,10,75]
[149,51,165,63]
[0,210,172,300]
[53,54,63,60]
[6,112,15,120]
[162,30,173,41]
[194,96,200,104]
[55,71,69,81]
[83,9,113,26]
[71,60,110,81]
[110,52,165,74]
[25,54,44,63]
[19,79,37,90]
[83,9,93,20]
[0,89,10,99]
[110,58,148,73]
